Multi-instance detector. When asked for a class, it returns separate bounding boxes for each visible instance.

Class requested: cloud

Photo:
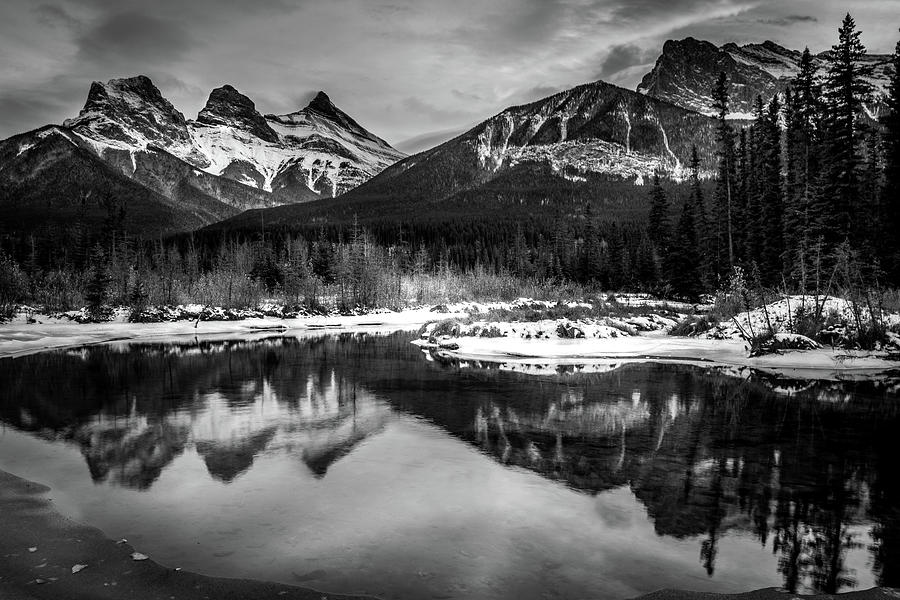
[0,0,895,145]
[756,14,818,26]
[75,12,195,66]
[604,0,759,23]
[32,4,79,29]
[395,127,467,154]
[595,44,656,81]
[401,97,474,122]
[0,74,87,135]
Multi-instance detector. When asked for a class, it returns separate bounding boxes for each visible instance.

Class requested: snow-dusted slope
[639,38,892,118]
[459,79,717,183]
[62,76,405,205]
[190,88,404,199]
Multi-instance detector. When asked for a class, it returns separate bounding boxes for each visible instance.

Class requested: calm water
[1,332,899,600]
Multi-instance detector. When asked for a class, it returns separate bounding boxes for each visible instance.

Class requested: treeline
[654,15,900,299]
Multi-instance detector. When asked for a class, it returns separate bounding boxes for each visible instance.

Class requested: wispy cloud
[756,14,818,26]
[0,0,895,143]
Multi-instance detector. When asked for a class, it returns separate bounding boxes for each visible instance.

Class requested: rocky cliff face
[638,37,893,118]
[196,85,280,144]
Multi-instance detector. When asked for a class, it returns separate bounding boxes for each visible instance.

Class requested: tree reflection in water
[1,332,898,594]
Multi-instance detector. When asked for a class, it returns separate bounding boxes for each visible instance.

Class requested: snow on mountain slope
[63,76,404,205]
[465,80,717,183]
[190,89,404,198]
[63,75,208,166]
[639,38,892,118]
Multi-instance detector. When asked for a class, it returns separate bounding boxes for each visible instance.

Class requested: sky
[0,0,897,153]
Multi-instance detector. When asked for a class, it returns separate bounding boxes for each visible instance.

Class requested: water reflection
[2,337,390,489]
[1,332,898,596]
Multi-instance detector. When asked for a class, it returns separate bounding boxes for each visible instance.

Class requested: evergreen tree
[733,127,749,265]
[666,147,705,299]
[792,48,829,276]
[635,230,658,288]
[581,203,603,282]
[84,244,110,320]
[820,13,873,250]
[712,71,737,277]
[881,31,900,284]
[783,87,803,276]
[687,146,712,286]
[760,95,785,283]
[668,198,704,300]
[744,96,767,268]
[647,172,671,251]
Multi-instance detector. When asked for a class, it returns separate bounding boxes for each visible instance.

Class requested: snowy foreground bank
[0,306,467,359]
[413,295,900,381]
[414,333,899,381]
[2,296,899,380]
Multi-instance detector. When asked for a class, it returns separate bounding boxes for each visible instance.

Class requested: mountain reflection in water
[1,331,899,597]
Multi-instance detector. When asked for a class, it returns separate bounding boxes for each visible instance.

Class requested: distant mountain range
[0,76,403,237]
[0,37,893,239]
[209,78,720,234]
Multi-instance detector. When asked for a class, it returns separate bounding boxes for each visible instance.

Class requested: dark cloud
[605,0,748,22]
[76,12,195,65]
[32,4,79,29]
[69,0,303,20]
[449,0,568,57]
[0,0,894,145]
[595,44,656,81]
[0,75,87,135]
[757,14,818,26]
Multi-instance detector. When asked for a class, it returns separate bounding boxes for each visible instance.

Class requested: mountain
[205,79,718,233]
[638,38,893,118]
[64,76,404,202]
[0,125,238,239]
[190,87,404,201]
[0,75,403,239]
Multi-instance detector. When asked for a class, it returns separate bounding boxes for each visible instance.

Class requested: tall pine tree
[760,95,785,283]
[666,147,705,300]
[820,13,873,251]
[881,31,900,284]
[647,172,671,250]
[712,72,737,278]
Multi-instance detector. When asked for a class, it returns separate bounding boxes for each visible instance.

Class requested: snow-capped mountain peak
[196,84,279,143]
[63,75,201,160]
[189,86,405,198]
[59,76,404,203]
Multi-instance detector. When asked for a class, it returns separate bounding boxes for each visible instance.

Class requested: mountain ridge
[1,75,405,238]
[638,37,893,117]
[205,77,719,234]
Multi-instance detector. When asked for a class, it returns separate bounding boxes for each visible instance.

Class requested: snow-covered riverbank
[412,295,900,381]
[413,332,900,381]
[0,307,465,359]
[3,295,899,381]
